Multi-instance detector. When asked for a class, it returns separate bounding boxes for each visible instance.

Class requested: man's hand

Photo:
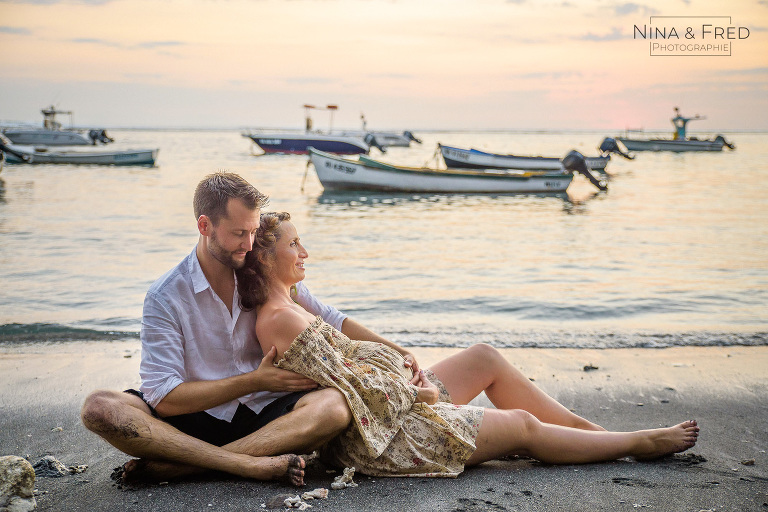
[252,346,319,392]
[411,370,438,405]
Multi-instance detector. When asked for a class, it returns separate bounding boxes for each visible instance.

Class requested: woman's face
[270,221,308,285]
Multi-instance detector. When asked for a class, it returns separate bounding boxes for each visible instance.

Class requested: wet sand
[1,342,766,511]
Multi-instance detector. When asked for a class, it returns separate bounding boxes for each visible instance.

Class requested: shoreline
[1,344,766,511]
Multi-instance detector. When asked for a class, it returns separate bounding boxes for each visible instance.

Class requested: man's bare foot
[252,454,305,487]
[634,420,699,460]
[113,454,305,487]
[114,458,205,486]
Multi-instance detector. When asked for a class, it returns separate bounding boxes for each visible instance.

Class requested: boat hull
[617,137,725,152]
[4,146,158,165]
[440,145,608,171]
[2,129,92,146]
[309,149,572,193]
[244,133,369,155]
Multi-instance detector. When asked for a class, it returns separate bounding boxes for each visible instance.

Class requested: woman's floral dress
[276,316,484,477]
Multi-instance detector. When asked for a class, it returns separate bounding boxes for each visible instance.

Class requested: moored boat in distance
[1,106,114,146]
[242,131,380,155]
[243,104,386,155]
[339,113,421,148]
[307,148,583,193]
[615,135,733,152]
[439,144,611,172]
[614,108,735,152]
[0,135,157,166]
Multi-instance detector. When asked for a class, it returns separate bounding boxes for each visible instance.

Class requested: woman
[236,212,699,478]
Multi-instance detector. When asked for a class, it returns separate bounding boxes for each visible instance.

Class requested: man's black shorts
[124,389,309,447]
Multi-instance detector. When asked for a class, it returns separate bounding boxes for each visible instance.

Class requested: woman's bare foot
[634,420,699,460]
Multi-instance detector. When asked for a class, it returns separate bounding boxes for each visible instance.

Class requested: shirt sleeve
[138,291,186,408]
[293,281,347,331]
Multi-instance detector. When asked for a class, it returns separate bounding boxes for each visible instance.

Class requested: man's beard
[209,230,245,270]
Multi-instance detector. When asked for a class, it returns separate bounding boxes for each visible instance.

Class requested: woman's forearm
[340,317,408,355]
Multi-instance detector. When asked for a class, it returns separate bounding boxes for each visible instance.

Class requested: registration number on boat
[326,162,356,174]
[258,139,282,145]
[444,149,469,160]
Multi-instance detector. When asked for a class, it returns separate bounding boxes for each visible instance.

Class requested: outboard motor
[363,133,387,154]
[714,135,735,150]
[403,131,422,144]
[0,136,32,163]
[88,129,114,145]
[598,137,633,160]
[562,150,607,191]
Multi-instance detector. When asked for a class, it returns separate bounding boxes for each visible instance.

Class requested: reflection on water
[315,190,572,208]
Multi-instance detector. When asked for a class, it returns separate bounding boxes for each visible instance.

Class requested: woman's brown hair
[236,212,291,311]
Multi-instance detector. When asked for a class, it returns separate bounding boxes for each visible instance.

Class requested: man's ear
[197,215,212,236]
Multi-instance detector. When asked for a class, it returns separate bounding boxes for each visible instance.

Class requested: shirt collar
[189,246,212,295]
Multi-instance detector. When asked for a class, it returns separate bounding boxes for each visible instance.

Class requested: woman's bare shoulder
[256,304,314,347]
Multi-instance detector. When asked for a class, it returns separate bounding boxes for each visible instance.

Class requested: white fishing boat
[615,136,733,152]
[614,108,735,152]
[307,148,605,193]
[439,144,611,171]
[0,135,157,166]
[1,106,114,146]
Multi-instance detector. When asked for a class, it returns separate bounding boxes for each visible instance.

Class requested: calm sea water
[1,129,766,348]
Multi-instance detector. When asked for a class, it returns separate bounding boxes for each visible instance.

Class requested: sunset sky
[1,0,766,131]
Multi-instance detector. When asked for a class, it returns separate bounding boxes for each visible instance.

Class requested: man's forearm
[154,373,257,417]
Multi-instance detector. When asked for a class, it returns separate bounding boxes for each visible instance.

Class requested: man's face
[207,198,260,270]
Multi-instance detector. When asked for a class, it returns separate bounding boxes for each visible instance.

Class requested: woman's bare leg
[429,344,604,430]
[465,408,699,466]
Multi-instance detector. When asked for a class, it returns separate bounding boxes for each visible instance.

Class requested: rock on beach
[0,455,37,512]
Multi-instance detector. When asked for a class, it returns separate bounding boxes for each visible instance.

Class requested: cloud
[67,38,186,51]
[70,37,121,48]
[0,26,31,35]
[516,71,584,80]
[714,67,768,77]
[283,76,337,85]
[578,27,624,41]
[368,73,414,80]
[0,0,113,4]
[135,41,185,49]
[613,3,658,16]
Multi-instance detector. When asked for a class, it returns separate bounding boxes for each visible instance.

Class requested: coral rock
[301,488,329,500]
[0,455,37,512]
[331,467,358,490]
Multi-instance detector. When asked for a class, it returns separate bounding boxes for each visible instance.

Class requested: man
[671,106,701,140]
[81,172,415,486]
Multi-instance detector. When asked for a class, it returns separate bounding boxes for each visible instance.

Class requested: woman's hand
[402,352,420,376]
[411,370,438,405]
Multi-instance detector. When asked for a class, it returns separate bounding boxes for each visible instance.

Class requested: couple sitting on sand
[80,172,699,487]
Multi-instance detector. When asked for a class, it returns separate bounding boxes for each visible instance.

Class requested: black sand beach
[2,342,766,511]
